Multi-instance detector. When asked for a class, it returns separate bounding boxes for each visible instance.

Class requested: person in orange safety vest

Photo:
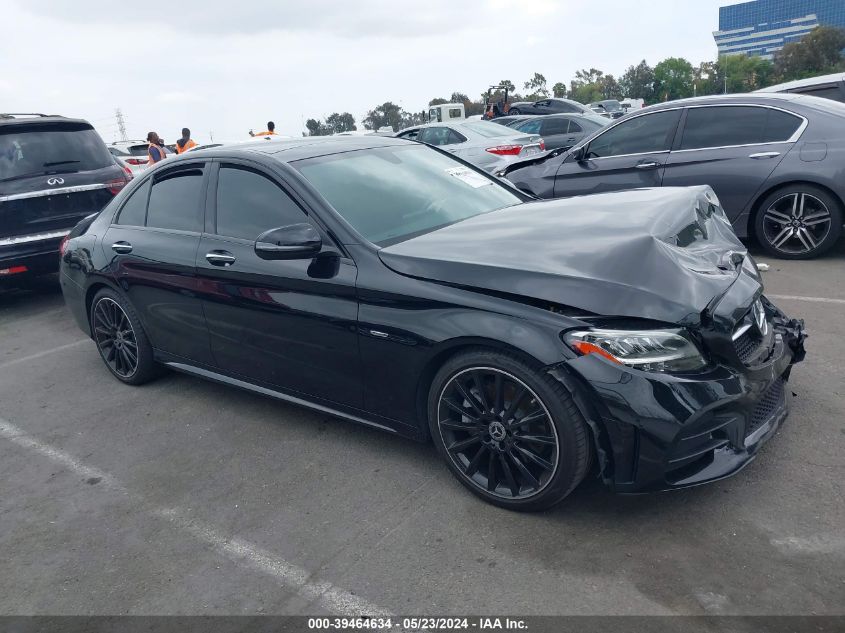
[175,128,197,154]
[251,121,277,136]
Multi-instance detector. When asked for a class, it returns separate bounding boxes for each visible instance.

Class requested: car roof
[185,135,415,163]
[757,73,845,93]
[0,114,92,128]
[638,92,806,112]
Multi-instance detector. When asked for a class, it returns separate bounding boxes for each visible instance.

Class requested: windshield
[603,101,622,112]
[295,145,522,246]
[0,123,113,182]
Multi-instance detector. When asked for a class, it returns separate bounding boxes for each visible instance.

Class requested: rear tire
[754,184,843,259]
[508,108,521,116]
[90,288,159,385]
[428,348,590,511]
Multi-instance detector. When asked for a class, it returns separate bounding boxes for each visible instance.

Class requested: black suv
[0,113,129,281]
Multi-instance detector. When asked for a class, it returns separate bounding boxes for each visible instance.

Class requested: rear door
[194,160,362,408]
[662,105,801,222]
[552,108,682,198]
[103,161,212,364]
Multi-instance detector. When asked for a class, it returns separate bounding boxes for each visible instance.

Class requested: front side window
[587,110,681,158]
[679,106,802,150]
[146,167,204,232]
[216,166,304,240]
[116,179,150,226]
[295,145,522,246]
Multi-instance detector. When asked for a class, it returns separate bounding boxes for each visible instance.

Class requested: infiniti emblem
[47,177,65,186]
[753,299,768,336]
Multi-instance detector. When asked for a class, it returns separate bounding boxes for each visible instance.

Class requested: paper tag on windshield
[445,167,492,188]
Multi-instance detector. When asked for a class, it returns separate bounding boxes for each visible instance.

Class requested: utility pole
[115,108,128,141]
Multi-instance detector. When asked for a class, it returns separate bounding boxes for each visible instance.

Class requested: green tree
[305,118,330,136]
[599,75,623,99]
[653,57,695,101]
[721,55,775,92]
[523,72,549,100]
[552,82,567,98]
[363,101,404,131]
[498,79,516,92]
[774,26,845,81]
[569,69,606,104]
[325,112,356,134]
[428,97,448,106]
[619,60,655,101]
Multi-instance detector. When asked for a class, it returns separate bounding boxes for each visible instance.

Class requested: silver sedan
[395,120,544,175]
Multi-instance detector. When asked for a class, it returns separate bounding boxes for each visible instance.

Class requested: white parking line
[768,294,845,305]
[0,339,88,370]
[0,416,391,617]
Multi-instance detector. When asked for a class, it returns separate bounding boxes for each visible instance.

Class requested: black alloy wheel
[755,185,843,259]
[90,288,159,385]
[429,349,590,511]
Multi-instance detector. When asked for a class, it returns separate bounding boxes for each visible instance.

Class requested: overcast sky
[3,0,730,143]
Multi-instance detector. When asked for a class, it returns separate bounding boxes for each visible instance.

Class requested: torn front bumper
[548,302,807,493]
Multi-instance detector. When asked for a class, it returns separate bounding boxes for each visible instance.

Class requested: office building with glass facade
[714,0,845,59]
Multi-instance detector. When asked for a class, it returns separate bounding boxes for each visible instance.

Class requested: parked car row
[503,93,845,259]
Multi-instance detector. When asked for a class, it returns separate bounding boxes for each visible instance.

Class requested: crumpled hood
[379,186,753,325]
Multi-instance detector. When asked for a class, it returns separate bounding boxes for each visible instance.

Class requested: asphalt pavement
[0,244,843,616]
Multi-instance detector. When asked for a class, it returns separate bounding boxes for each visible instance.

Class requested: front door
[102,162,213,364]
[552,109,682,198]
[194,161,362,408]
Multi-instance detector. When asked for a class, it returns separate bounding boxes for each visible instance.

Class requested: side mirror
[255,223,322,260]
[571,146,586,162]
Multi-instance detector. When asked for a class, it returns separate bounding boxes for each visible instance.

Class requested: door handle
[111,241,132,254]
[749,151,781,159]
[205,251,236,266]
[635,161,660,169]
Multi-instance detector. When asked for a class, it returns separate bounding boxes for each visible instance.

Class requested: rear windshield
[294,145,521,246]
[0,122,113,182]
[460,121,514,137]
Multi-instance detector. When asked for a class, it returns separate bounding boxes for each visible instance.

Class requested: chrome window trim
[0,182,113,203]
[0,229,71,246]
[572,102,807,160]
[674,103,808,152]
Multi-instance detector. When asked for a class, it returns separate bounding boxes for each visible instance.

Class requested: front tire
[754,185,842,259]
[90,288,159,385]
[508,108,521,116]
[428,349,590,511]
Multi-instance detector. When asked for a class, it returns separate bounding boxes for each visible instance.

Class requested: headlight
[563,328,707,373]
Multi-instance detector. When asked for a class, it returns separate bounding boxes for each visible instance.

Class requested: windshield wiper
[43,160,81,167]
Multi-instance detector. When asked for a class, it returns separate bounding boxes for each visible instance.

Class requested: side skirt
[164,361,401,435]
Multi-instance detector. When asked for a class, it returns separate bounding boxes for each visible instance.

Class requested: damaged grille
[747,378,785,438]
[734,328,760,363]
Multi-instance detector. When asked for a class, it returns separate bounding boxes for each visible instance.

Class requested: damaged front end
[549,292,807,493]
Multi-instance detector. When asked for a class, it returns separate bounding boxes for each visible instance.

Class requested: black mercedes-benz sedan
[60,136,806,511]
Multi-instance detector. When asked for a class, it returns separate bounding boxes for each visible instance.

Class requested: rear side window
[568,120,584,133]
[0,123,113,182]
[419,127,465,146]
[587,110,681,158]
[146,167,204,232]
[216,166,305,240]
[116,179,151,226]
[680,106,802,150]
[792,85,844,102]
